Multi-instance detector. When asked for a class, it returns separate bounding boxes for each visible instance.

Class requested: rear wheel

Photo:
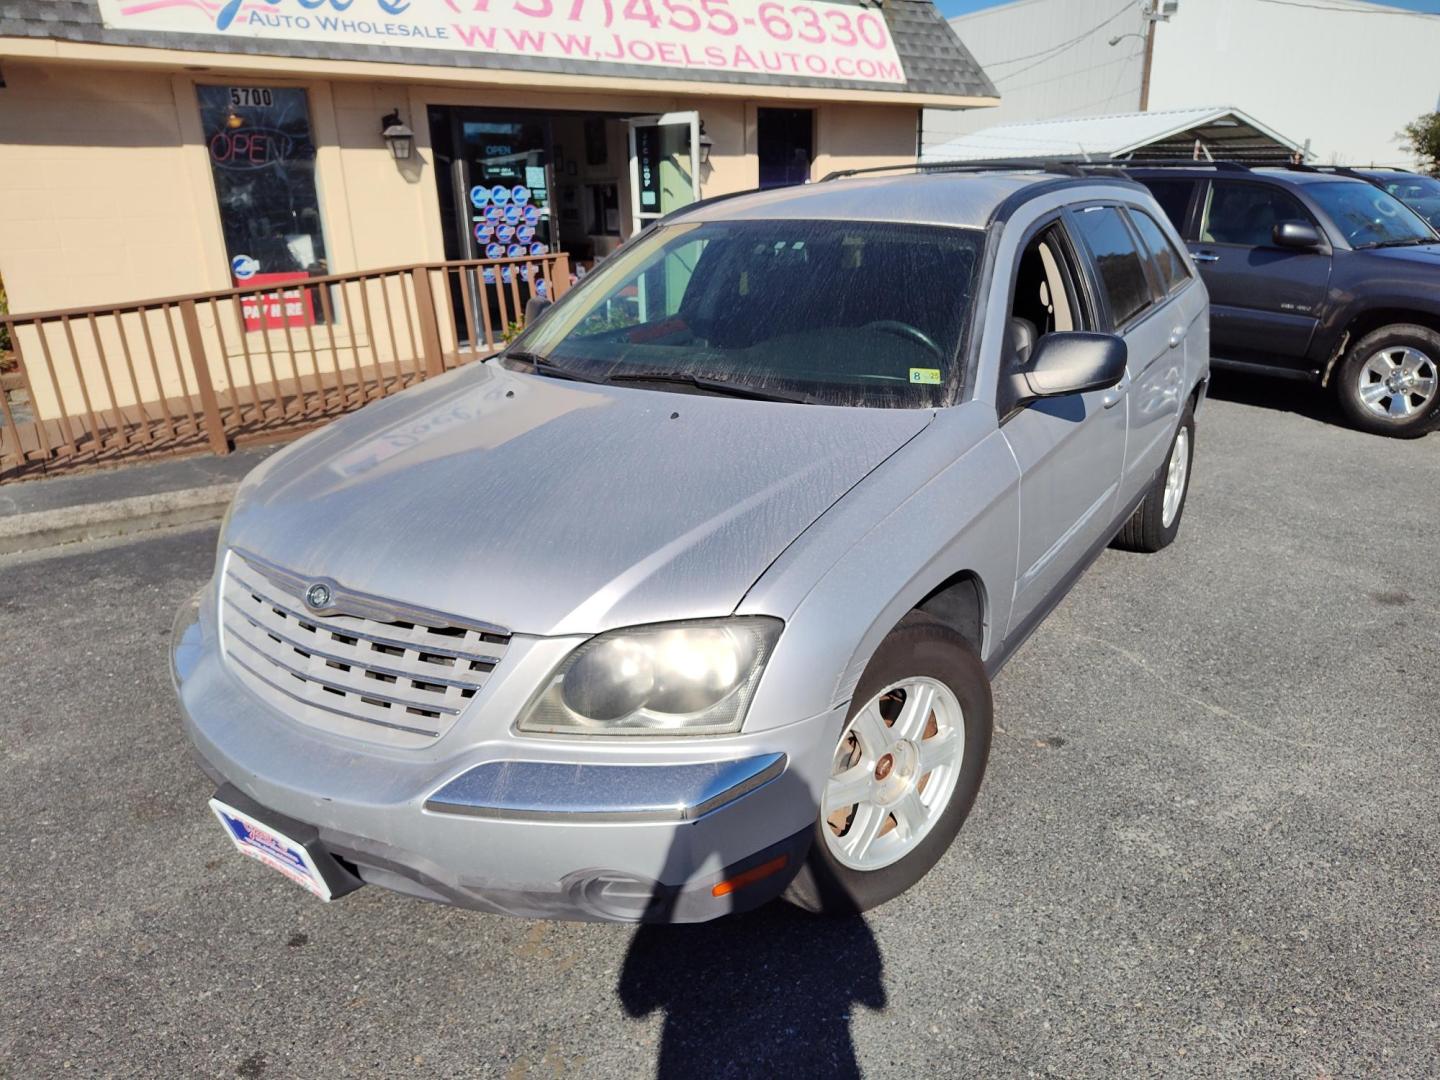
[786,614,992,915]
[1336,325,1440,438]
[1113,404,1195,553]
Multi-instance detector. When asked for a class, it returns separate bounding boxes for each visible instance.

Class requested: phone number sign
[98,0,905,85]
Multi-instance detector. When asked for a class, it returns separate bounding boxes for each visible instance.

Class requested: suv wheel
[785,613,992,915]
[1337,325,1440,438]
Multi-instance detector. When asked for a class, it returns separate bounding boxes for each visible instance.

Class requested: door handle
[1168,326,1186,349]
[1192,252,1219,263]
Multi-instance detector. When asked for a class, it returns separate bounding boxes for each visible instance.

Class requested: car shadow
[617,901,886,1080]
[1204,369,1346,426]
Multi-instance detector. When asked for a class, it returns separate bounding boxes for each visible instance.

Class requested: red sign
[237,271,316,331]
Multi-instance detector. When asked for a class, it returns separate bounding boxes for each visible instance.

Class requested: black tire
[1113,404,1195,553]
[1335,324,1440,438]
[785,613,992,916]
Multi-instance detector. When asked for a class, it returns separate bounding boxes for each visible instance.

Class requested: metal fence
[0,253,570,484]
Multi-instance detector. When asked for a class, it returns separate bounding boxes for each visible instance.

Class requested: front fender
[1310,287,1440,369]
[738,404,1020,728]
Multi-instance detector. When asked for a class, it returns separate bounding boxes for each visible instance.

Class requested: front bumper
[173,596,840,922]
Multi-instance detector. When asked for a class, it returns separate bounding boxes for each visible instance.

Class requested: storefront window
[757,109,814,190]
[198,85,330,294]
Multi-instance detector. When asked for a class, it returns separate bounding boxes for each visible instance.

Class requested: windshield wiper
[604,371,816,404]
[1359,237,1435,249]
[506,351,609,384]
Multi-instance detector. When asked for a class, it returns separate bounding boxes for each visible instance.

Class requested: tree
[1399,112,1440,177]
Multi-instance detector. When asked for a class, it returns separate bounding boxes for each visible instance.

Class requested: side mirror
[524,296,553,324]
[1273,221,1322,249]
[1014,333,1127,401]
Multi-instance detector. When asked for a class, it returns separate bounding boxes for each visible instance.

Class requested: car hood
[226,362,933,637]
[1365,242,1440,266]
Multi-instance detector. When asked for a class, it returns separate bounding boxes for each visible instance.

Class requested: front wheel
[785,614,992,916]
[1336,325,1440,438]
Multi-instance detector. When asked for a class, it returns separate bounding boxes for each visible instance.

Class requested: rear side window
[1071,206,1153,328]
[1138,179,1194,233]
[1201,181,1312,247]
[1129,209,1192,293]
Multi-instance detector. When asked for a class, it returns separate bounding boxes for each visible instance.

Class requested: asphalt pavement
[1,381,1436,1078]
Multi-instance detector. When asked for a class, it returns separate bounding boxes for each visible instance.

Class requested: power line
[981,0,1140,72]
[1000,48,1138,96]
[1254,0,1440,16]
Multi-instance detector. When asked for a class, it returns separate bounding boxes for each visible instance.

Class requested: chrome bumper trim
[423,753,788,823]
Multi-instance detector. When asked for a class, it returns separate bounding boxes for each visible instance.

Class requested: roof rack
[1103,158,1259,172]
[818,158,1094,182]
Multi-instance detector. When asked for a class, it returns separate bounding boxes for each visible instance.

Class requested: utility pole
[1139,14,1157,111]
[1139,1,1178,113]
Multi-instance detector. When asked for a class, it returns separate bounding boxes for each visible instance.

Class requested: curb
[0,483,236,555]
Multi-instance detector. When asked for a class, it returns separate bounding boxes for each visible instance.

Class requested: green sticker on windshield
[909,368,942,385]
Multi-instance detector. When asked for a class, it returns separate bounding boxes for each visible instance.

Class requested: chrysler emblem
[304,582,333,610]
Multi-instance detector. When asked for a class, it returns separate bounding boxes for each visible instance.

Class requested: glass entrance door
[627,112,701,234]
[430,109,558,262]
[429,107,559,346]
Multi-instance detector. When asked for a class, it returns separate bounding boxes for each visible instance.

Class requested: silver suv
[172,166,1209,922]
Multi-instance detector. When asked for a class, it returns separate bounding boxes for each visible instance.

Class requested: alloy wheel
[822,677,965,872]
[1358,346,1438,419]
[1161,426,1190,529]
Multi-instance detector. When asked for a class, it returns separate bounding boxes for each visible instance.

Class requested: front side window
[198,86,329,284]
[1303,180,1436,248]
[1129,209,1192,294]
[1200,182,1311,248]
[1070,206,1153,328]
[511,219,983,408]
[1001,223,1089,414]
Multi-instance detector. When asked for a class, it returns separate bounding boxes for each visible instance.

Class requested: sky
[937,0,1440,16]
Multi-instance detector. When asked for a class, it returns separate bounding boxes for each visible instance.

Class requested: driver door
[1188,180,1331,369]
[1000,214,1128,639]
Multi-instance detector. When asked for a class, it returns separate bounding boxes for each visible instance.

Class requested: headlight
[517,617,783,736]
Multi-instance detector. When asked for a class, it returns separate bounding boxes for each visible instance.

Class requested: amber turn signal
[710,854,790,898]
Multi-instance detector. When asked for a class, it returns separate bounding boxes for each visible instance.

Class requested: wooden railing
[0,253,570,483]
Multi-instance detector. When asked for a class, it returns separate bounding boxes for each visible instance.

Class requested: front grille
[220,551,510,747]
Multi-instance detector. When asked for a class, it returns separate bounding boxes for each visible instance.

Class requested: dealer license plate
[209,797,334,901]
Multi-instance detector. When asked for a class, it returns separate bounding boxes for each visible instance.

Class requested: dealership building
[0,0,995,317]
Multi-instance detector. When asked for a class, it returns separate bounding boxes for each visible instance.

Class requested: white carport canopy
[922,106,1307,164]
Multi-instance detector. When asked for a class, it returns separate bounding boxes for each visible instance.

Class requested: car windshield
[506,218,982,408]
[1305,180,1437,247]
[1378,175,1440,229]
[1379,175,1440,202]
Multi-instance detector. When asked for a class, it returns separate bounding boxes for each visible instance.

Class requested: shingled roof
[0,0,997,100]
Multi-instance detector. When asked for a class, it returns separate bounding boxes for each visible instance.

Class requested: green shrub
[1400,112,1440,177]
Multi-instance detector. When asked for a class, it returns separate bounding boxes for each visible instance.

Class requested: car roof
[673,170,1143,230]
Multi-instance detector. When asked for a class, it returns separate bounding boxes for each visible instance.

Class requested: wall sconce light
[697,122,714,166]
[381,109,415,161]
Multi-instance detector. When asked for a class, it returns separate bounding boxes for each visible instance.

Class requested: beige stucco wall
[0,63,218,313]
[0,56,924,421]
[814,103,920,179]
